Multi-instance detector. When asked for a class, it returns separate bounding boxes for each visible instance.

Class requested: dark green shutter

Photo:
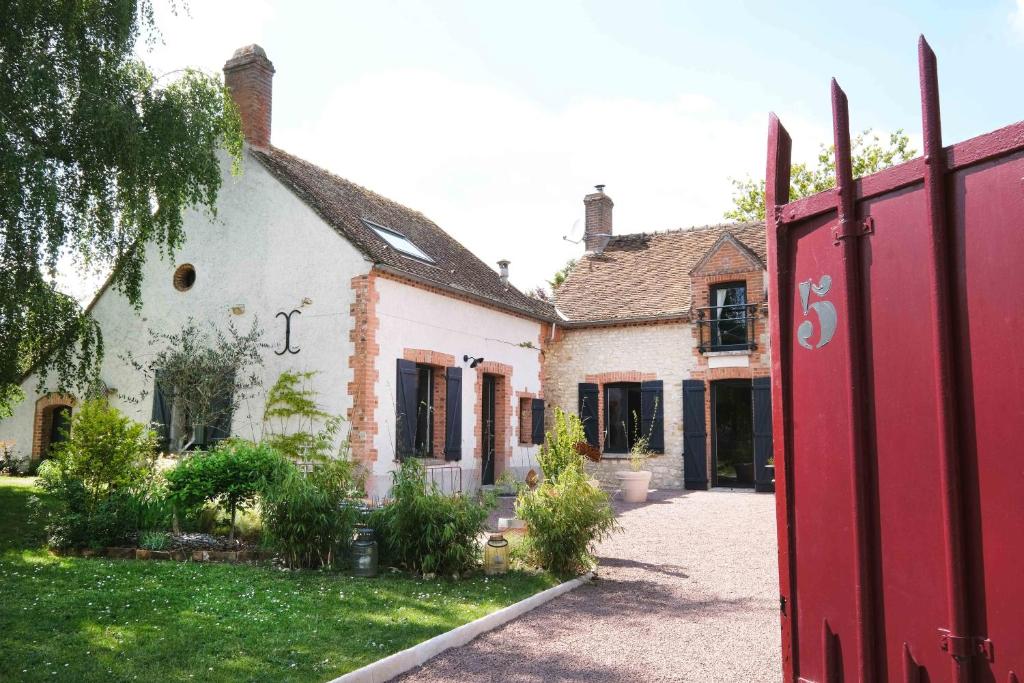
[150,372,172,452]
[578,383,599,448]
[531,398,545,445]
[752,377,774,492]
[640,380,664,453]
[205,384,234,447]
[396,359,419,459]
[444,367,462,461]
[683,380,708,490]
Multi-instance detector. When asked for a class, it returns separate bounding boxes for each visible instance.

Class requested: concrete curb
[326,572,594,683]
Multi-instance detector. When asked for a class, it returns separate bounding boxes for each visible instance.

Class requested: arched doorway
[32,395,75,461]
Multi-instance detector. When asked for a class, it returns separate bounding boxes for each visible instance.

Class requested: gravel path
[397,490,781,683]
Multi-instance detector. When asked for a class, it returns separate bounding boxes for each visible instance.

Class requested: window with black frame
[604,383,642,453]
[414,364,434,456]
[710,282,748,349]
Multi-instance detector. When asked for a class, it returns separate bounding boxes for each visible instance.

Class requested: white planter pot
[616,470,653,503]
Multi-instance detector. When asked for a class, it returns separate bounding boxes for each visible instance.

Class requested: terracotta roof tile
[252,147,555,320]
[553,222,765,323]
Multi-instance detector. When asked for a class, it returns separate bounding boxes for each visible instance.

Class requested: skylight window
[363,219,434,262]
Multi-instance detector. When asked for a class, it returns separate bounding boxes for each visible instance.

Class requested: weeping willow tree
[0,1,243,416]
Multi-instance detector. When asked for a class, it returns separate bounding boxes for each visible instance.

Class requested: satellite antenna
[562,218,584,244]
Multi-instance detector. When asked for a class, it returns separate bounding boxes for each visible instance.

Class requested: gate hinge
[938,629,993,662]
[832,216,874,245]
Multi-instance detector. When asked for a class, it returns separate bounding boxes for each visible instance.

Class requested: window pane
[415,365,433,456]
[606,387,628,452]
[712,283,748,347]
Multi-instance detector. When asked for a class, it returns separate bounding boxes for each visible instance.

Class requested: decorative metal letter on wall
[797,275,837,350]
[274,309,301,355]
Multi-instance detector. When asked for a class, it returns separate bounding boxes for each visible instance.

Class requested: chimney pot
[582,185,613,253]
[497,259,510,285]
[223,44,275,149]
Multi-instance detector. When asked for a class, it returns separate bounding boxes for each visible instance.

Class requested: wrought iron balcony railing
[696,303,759,353]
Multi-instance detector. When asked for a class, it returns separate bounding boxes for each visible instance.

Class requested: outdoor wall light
[463,355,485,368]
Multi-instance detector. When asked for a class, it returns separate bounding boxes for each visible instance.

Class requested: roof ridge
[608,220,763,241]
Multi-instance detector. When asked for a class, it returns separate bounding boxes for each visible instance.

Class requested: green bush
[35,400,161,549]
[369,459,493,577]
[166,440,290,540]
[262,457,365,569]
[139,530,169,551]
[515,408,619,576]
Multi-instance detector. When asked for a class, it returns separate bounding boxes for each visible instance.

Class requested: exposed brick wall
[402,348,456,458]
[583,188,614,251]
[223,45,275,149]
[474,361,513,481]
[31,393,76,461]
[515,390,537,444]
[348,273,380,466]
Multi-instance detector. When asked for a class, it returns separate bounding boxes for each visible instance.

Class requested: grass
[0,477,558,682]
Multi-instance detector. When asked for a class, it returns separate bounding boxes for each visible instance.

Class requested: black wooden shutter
[752,377,774,492]
[640,380,665,453]
[578,383,599,448]
[531,398,545,445]
[682,379,708,490]
[205,385,234,447]
[396,359,419,459]
[444,367,462,461]
[150,372,172,452]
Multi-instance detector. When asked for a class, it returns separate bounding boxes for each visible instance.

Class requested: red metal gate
[767,37,1023,683]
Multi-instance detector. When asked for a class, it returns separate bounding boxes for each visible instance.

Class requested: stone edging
[326,571,594,683]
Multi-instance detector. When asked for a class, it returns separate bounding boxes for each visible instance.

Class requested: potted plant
[615,434,653,503]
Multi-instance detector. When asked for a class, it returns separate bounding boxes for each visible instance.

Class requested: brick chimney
[583,184,613,253]
[223,45,275,149]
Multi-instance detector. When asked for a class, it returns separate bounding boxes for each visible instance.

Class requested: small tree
[125,319,265,450]
[537,408,587,481]
[262,370,342,465]
[165,440,289,541]
[726,129,916,221]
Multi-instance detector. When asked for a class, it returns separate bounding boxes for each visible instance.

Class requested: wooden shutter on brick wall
[531,398,545,445]
[640,380,665,453]
[752,377,774,492]
[444,367,462,461]
[396,359,419,459]
[682,379,708,490]
[578,383,599,448]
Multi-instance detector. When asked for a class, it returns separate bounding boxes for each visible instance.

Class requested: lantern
[484,533,509,576]
[351,526,378,578]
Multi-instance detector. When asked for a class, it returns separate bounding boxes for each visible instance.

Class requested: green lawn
[0,478,557,682]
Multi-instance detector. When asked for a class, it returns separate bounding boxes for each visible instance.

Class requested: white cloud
[1013,0,1024,36]
[275,69,827,291]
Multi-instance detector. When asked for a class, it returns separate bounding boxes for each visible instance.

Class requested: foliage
[630,434,652,472]
[48,399,158,495]
[537,408,587,481]
[0,1,244,416]
[725,129,916,221]
[165,441,289,541]
[516,466,619,576]
[549,259,577,289]
[262,457,366,569]
[125,319,266,450]
[0,443,21,475]
[262,370,343,465]
[139,530,169,551]
[369,459,494,577]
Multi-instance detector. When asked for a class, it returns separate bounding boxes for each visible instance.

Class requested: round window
[173,264,196,292]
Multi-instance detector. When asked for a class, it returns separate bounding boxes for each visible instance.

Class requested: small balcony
[696,303,759,353]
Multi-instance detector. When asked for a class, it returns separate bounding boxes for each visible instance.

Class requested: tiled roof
[553,221,766,323]
[253,147,555,320]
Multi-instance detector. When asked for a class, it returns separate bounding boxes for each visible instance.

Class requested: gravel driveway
[397,490,782,682]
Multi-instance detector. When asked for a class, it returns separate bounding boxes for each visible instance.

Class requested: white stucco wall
[544,321,699,489]
[0,148,371,462]
[369,276,545,497]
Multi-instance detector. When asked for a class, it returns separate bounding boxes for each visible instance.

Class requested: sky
[61,0,1024,300]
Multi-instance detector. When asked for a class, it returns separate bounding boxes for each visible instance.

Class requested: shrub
[537,408,587,481]
[515,408,620,576]
[369,459,493,577]
[262,370,343,466]
[35,400,161,549]
[139,531,169,551]
[0,443,21,475]
[262,457,365,569]
[166,440,290,540]
[516,467,619,576]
